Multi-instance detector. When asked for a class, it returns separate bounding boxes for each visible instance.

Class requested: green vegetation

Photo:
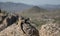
[53,17,60,24]
[0,9,8,14]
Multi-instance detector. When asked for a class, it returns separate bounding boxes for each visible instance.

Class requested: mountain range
[0,2,33,12]
[40,4,60,10]
[0,2,60,12]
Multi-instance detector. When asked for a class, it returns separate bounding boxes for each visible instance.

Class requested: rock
[22,23,39,36]
[0,24,25,36]
[18,18,39,36]
[0,12,8,31]
[40,23,60,36]
[0,12,8,24]
[0,13,19,32]
[0,11,39,36]
[6,15,18,26]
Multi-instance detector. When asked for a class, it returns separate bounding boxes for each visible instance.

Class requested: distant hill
[0,2,33,12]
[1,2,60,12]
[23,6,47,13]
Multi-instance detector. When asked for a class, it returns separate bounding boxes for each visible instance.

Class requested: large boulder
[18,18,39,36]
[0,13,19,32]
[2,14,18,25]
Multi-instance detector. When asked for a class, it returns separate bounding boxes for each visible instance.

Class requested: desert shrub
[0,9,8,15]
[53,17,60,24]
[32,19,46,27]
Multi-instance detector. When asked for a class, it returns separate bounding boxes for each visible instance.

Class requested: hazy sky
[0,0,60,5]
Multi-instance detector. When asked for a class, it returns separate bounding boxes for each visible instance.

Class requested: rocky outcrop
[0,12,19,32]
[40,23,60,36]
[0,12,8,24]
[0,24,25,36]
[4,15,18,26]
[0,11,39,36]
[18,17,39,36]
[0,12,8,31]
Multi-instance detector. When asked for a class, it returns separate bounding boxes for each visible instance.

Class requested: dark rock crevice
[6,15,19,26]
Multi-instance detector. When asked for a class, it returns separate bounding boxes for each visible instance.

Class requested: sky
[0,0,60,5]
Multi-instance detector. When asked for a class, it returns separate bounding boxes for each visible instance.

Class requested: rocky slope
[0,10,60,36]
[0,11,39,36]
[40,23,60,36]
